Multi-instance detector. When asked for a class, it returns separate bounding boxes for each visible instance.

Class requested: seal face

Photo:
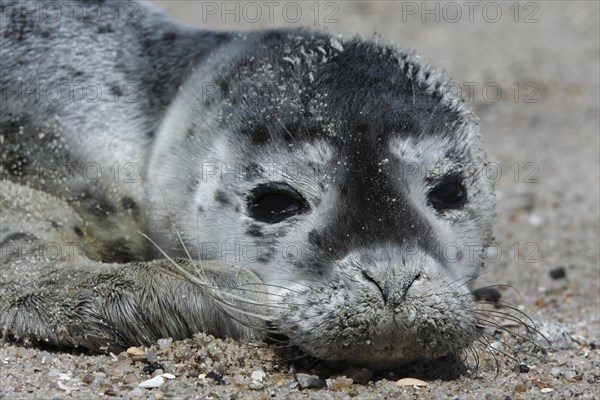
[148,33,494,366]
[0,0,494,367]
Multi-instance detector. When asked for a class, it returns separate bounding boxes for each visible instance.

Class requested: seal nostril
[406,272,421,292]
[361,271,386,303]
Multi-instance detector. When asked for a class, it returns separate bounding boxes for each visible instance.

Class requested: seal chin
[274,272,477,368]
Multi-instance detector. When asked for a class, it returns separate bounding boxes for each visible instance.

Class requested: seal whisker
[276,119,296,143]
[473,307,539,336]
[159,188,196,264]
[139,232,276,323]
[458,320,517,371]
[476,330,523,364]
[472,313,539,349]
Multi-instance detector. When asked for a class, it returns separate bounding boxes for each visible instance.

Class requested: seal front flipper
[0,260,268,352]
[0,181,267,351]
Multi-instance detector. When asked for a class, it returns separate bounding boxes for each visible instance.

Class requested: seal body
[0,0,494,367]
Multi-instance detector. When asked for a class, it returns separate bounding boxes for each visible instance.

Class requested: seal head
[148,30,494,367]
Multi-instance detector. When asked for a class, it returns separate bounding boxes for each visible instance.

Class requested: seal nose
[361,269,421,307]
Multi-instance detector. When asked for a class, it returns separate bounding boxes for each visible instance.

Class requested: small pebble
[549,267,566,280]
[138,376,165,389]
[143,364,164,374]
[251,370,266,382]
[58,373,72,381]
[157,338,172,350]
[129,388,144,397]
[123,372,138,385]
[145,348,158,363]
[395,378,429,387]
[541,388,554,393]
[564,370,577,380]
[126,346,146,362]
[528,214,543,227]
[232,374,245,385]
[37,352,53,364]
[295,373,326,390]
[82,374,95,384]
[206,371,224,384]
[328,376,353,390]
[56,381,73,393]
[249,380,264,390]
[48,369,61,377]
[535,320,575,350]
[519,364,530,373]
[138,375,164,389]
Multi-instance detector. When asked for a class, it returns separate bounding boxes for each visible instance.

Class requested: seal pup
[0,0,494,367]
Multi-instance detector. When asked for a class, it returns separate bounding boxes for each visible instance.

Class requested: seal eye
[248,182,308,223]
[428,178,467,211]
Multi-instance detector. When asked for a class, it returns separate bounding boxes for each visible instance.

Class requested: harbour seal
[0,0,494,367]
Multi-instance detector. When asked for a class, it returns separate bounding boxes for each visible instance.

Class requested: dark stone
[142,364,165,374]
[549,267,566,280]
[295,373,325,390]
[518,363,530,373]
[472,287,502,303]
[205,371,224,384]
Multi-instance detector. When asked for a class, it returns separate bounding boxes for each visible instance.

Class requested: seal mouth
[271,273,478,367]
